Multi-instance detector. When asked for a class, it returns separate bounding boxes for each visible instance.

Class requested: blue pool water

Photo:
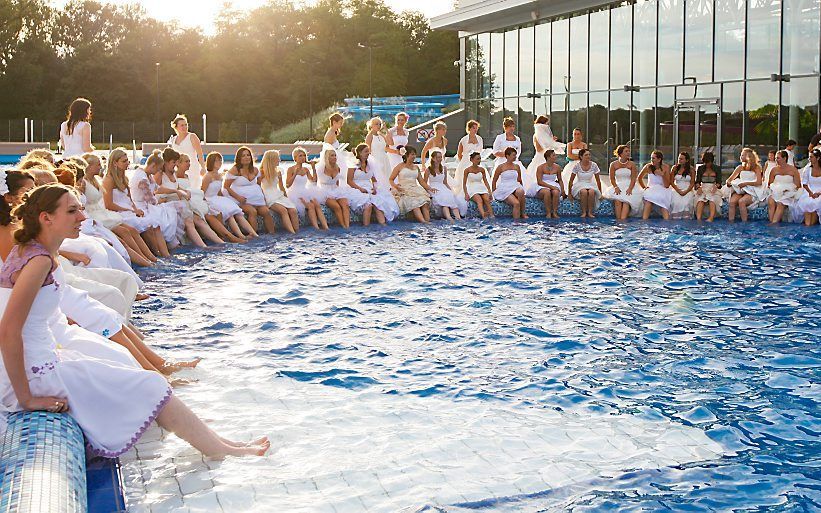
[132,219,820,511]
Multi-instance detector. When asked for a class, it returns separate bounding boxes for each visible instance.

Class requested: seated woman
[638,150,672,220]
[259,150,299,234]
[528,149,565,219]
[492,147,528,219]
[314,149,353,229]
[286,147,328,230]
[0,184,269,458]
[796,148,821,226]
[767,150,803,224]
[201,152,255,239]
[102,149,170,258]
[693,152,723,222]
[424,149,462,221]
[390,145,433,223]
[176,153,244,243]
[224,146,276,235]
[567,149,603,218]
[725,147,769,222]
[669,152,696,219]
[462,152,494,219]
[348,144,397,226]
[605,145,642,220]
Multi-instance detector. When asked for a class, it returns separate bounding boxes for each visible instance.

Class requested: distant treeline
[0,0,458,130]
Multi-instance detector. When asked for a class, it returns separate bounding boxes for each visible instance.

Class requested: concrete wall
[141,142,323,159]
[0,142,50,155]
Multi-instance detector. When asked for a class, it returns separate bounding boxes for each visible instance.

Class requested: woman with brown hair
[59,98,95,158]
[224,146,276,234]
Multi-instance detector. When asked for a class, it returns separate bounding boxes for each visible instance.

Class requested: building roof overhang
[431,0,613,34]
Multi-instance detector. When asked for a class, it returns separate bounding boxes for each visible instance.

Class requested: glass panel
[685,0,713,82]
[658,0,684,85]
[783,0,821,76]
[656,87,676,160]
[569,93,588,142]
[610,3,633,89]
[634,0,657,87]
[478,33,491,98]
[465,36,477,100]
[504,28,518,97]
[551,94,569,146]
[519,97,536,162]
[635,88,656,164]
[552,18,569,95]
[747,0,781,79]
[610,90,631,166]
[714,0,746,81]
[589,9,610,91]
[490,98,505,141]
[570,14,589,92]
[535,22,551,96]
[746,80,780,159]
[477,99,491,137]
[519,25,535,97]
[780,76,819,164]
[722,82,745,170]
[490,31,504,99]
[504,97,519,141]
[698,105,720,164]
[588,92,610,164]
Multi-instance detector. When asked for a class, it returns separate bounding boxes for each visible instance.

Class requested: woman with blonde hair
[286,147,328,230]
[386,112,410,172]
[259,150,298,234]
[168,114,206,189]
[201,152,255,239]
[365,117,391,187]
[315,148,353,229]
[725,147,769,222]
[420,121,448,171]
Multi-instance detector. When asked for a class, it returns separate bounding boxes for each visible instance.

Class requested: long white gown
[60,232,143,289]
[427,146,467,216]
[286,172,320,215]
[348,164,399,221]
[168,133,203,190]
[369,135,392,189]
[427,170,463,216]
[454,135,484,198]
[128,169,179,243]
[0,242,171,458]
[492,134,527,176]
[727,170,770,209]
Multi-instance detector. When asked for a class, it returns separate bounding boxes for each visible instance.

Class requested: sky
[51,0,452,34]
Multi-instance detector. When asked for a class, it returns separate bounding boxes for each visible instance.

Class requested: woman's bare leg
[362,204,373,226]
[194,216,225,244]
[255,207,276,234]
[185,219,208,247]
[515,189,528,218]
[312,201,329,230]
[271,204,295,234]
[338,199,351,228]
[234,214,257,237]
[410,207,426,223]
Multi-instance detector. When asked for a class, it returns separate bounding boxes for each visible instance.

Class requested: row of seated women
[0,173,269,458]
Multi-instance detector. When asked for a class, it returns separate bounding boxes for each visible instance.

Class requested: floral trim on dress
[30,361,57,376]
[86,387,173,458]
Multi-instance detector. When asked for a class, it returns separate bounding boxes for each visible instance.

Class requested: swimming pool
[122,219,820,512]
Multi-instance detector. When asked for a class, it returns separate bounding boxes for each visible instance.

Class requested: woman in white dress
[201,152,255,239]
[492,117,527,178]
[492,147,528,219]
[0,184,270,458]
[796,148,821,226]
[259,150,299,234]
[525,115,566,194]
[562,128,588,189]
[605,145,642,220]
[59,98,94,158]
[725,147,769,222]
[168,114,206,190]
[385,112,410,172]
[176,154,244,243]
[285,147,328,230]
[420,121,448,171]
[424,150,462,221]
[455,120,484,200]
[694,152,723,222]
[567,149,603,218]
[529,150,564,218]
[390,145,433,223]
[764,150,778,184]
[669,152,696,219]
[365,117,392,188]
[129,151,180,248]
[224,146,276,235]
[314,149,352,229]
[462,152,494,219]
[154,149,216,247]
[639,150,672,220]
[81,154,156,266]
[767,150,803,224]
[102,149,170,258]
[349,143,398,225]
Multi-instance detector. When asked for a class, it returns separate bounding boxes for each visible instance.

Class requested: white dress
[643,173,673,211]
[286,172,320,214]
[669,173,695,219]
[525,124,566,193]
[84,183,124,230]
[0,242,171,458]
[492,168,523,201]
[570,162,602,210]
[110,187,157,233]
[78,218,129,262]
[128,170,179,243]
[769,174,802,207]
[224,170,266,207]
[204,177,243,220]
[55,264,123,339]
[427,146,467,216]
[60,233,143,289]
[57,259,134,319]
[465,169,490,198]
[795,171,821,216]
[315,168,353,204]
[604,166,643,215]
[728,170,770,208]
[492,134,527,175]
[176,176,213,218]
[562,146,585,187]
[168,133,203,190]
[60,121,89,158]
[369,135,392,188]
[454,135,484,197]
[261,172,297,210]
[428,171,462,215]
[348,164,399,221]
[694,176,724,208]
[387,127,409,172]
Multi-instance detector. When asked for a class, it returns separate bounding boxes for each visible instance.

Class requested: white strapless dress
[643,173,672,210]
[604,166,643,215]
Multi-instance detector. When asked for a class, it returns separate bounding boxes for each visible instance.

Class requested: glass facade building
[434,0,821,168]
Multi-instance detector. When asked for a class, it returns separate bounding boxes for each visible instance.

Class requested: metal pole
[24,118,28,143]
[155,62,160,142]
[369,46,373,118]
[202,113,207,143]
[309,81,313,139]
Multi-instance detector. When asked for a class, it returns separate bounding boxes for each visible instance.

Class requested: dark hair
[469,152,481,161]
[786,139,797,147]
[777,150,790,161]
[65,98,92,136]
[534,115,549,125]
[768,149,777,156]
[12,184,74,244]
[162,147,181,163]
[400,145,417,163]
[0,170,36,226]
[649,150,664,173]
[504,147,518,157]
[578,148,590,159]
[701,151,715,164]
[812,148,821,161]
[672,151,693,177]
[614,144,629,157]
[695,159,721,186]
[543,149,555,160]
[355,143,369,161]
[427,150,444,176]
[234,146,254,172]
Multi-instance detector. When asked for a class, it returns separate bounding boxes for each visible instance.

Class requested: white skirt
[643,185,672,211]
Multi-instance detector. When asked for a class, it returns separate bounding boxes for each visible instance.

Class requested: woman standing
[638,150,672,220]
[286,148,328,230]
[725,148,769,222]
[492,148,528,220]
[605,145,642,220]
[694,152,723,222]
[420,122,449,171]
[390,146,433,223]
[59,98,94,158]
[385,112,410,173]
[168,114,206,189]
[315,149,353,229]
[567,149,603,218]
[424,150,462,221]
[525,116,567,193]
[462,152,494,219]
[669,152,696,219]
[224,147,276,235]
[528,150,564,219]
[561,128,588,189]
[492,117,527,177]
[454,120,484,200]
[365,117,391,188]
[767,150,803,224]
[259,150,298,234]
[796,148,821,226]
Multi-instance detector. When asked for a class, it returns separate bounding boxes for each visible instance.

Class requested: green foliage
[219,121,241,142]
[255,120,274,143]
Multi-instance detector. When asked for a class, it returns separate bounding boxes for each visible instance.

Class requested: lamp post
[300,59,315,139]
[358,43,379,118]
[155,62,161,141]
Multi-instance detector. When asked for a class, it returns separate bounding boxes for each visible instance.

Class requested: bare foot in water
[221,438,270,457]
[161,358,202,375]
[136,293,150,301]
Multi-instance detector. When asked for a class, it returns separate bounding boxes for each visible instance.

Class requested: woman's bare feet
[161,357,202,375]
[136,293,150,301]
